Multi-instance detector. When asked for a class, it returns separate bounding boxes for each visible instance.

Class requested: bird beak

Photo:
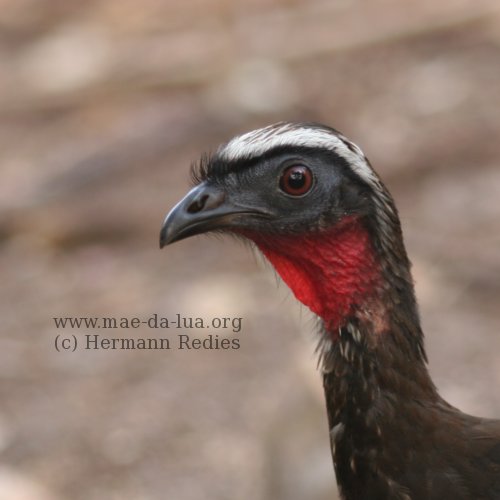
[159,182,268,248]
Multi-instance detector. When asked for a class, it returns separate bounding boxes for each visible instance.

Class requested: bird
[159,122,500,499]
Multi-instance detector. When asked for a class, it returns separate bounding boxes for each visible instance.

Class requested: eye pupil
[279,165,313,196]
[289,171,305,188]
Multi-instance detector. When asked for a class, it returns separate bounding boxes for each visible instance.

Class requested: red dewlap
[245,217,381,331]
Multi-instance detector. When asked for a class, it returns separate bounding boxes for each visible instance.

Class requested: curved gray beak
[159,183,270,248]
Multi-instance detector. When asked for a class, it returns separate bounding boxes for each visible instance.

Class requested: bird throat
[246,217,382,333]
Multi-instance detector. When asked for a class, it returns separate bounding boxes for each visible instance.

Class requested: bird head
[160,122,409,332]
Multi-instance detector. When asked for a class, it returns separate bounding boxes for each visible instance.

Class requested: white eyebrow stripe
[218,123,380,190]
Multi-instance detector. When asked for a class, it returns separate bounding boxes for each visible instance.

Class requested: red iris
[279,165,313,196]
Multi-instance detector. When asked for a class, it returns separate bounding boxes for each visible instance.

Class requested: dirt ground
[1,1,500,499]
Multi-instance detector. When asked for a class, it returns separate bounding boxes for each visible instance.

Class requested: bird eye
[279,165,313,196]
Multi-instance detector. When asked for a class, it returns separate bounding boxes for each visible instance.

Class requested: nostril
[187,194,209,214]
[186,190,225,214]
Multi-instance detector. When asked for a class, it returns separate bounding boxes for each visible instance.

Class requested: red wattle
[244,217,380,330]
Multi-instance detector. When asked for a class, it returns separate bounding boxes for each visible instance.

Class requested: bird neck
[249,214,442,496]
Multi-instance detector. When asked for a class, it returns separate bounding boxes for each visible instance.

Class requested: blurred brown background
[1,1,500,499]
